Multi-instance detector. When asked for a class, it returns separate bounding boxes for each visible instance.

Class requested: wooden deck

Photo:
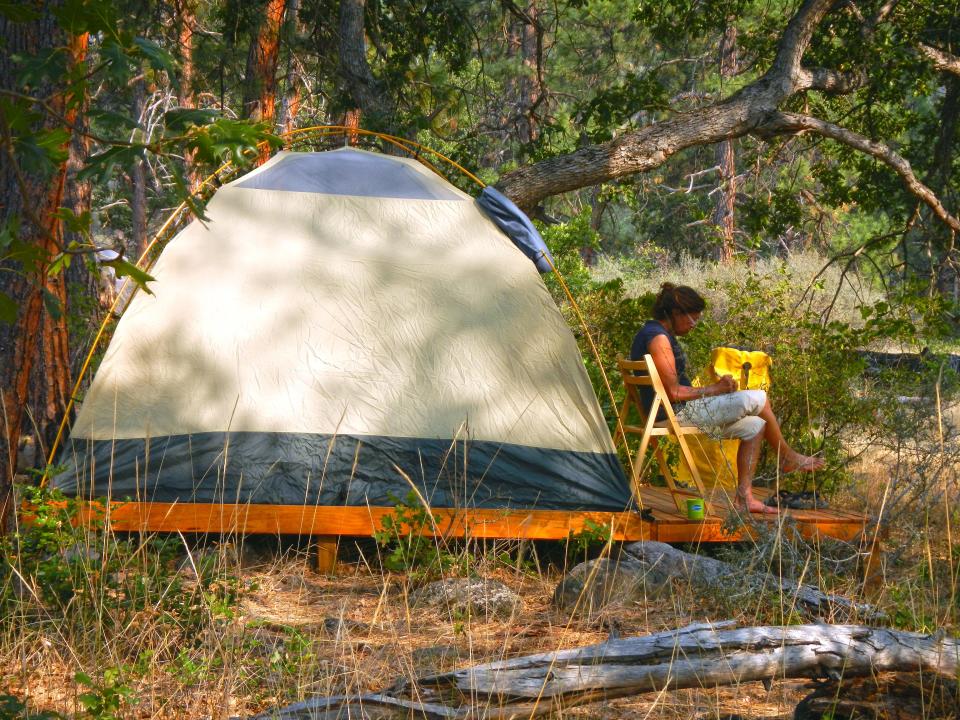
[84,485,872,545]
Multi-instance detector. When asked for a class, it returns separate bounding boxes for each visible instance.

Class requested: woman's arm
[647,334,736,402]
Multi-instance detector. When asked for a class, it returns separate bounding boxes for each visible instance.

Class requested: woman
[631,283,824,514]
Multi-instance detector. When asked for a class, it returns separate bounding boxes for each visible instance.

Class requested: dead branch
[255,623,959,719]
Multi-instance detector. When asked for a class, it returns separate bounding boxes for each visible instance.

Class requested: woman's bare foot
[735,493,780,515]
[780,452,825,474]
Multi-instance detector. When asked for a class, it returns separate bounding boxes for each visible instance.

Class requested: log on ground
[254,623,959,719]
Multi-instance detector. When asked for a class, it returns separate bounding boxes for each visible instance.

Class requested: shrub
[373,490,463,582]
[541,220,958,493]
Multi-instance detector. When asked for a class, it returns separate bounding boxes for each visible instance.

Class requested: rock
[176,544,238,581]
[278,574,309,592]
[623,540,732,586]
[552,556,674,615]
[63,543,101,563]
[410,578,521,620]
[322,617,369,638]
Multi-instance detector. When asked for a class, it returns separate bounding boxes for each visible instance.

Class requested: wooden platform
[82,485,871,545]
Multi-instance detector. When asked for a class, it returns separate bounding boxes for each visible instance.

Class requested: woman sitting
[631,283,824,514]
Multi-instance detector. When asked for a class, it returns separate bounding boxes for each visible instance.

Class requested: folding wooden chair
[614,355,714,515]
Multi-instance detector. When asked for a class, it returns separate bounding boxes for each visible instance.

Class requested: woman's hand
[711,375,737,395]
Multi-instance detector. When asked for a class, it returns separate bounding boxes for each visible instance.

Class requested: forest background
[0,0,959,717]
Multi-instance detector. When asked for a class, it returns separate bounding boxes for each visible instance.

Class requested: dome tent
[54,147,630,512]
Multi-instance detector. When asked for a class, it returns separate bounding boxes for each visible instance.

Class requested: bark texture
[338,0,390,127]
[713,24,738,263]
[276,0,302,135]
[0,7,84,518]
[243,0,286,123]
[517,1,542,145]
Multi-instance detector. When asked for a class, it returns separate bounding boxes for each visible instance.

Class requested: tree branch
[919,43,960,77]
[803,67,868,93]
[756,111,960,233]
[494,0,841,210]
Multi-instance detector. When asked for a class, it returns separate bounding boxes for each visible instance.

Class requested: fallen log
[251,623,959,719]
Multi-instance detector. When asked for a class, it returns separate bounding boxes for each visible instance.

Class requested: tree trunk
[424,624,959,710]
[174,0,195,109]
[0,8,85,522]
[129,78,149,259]
[243,0,286,124]
[173,0,201,190]
[517,1,542,146]
[276,0,302,136]
[713,24,738,264]
[338,0,390,130]
[930,77,959,297]
[63,92,98,395]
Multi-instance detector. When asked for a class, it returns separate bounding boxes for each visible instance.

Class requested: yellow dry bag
[672,347,772,491]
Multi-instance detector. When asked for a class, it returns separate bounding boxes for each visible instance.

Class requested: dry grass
[0,538,826,719]
[2,461,957,720]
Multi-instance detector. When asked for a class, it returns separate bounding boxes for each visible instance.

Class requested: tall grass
[2,252,958,718]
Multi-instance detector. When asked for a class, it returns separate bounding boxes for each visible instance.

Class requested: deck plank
[74,490,869,545]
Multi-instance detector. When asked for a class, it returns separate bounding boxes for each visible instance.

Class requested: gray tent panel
[56,432,630,511]
[233,149,464,200]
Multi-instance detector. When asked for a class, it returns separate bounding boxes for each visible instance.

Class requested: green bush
[373,490,463,582]
[541,219,958,494]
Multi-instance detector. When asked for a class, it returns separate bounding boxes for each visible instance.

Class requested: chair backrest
[617,355,671,425]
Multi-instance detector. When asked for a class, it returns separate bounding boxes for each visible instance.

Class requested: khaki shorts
[677,390,767,440]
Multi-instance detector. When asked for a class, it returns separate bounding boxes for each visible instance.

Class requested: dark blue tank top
[630,320,691,420]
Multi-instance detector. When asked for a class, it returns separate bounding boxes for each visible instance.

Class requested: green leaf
[13,47,69,88]
[54,208,91,236]
[164,108,220,132]
[170,164,209,222]
[0,291,17,324]
[0,216,17,252]
[54,0,116,34]
[0,1,40,21]
[87,107,140,130]
[7,241,47,272]
[101,257,155,295]
[132,37,177,74]
[47,252,71,276]
[77,692,100,709]
[78,144,146,182]
[15,127,71,176]
[42,288,63,320]
[97,38,134,86]
[74,671,93,686]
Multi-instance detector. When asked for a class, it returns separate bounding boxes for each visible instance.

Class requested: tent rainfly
[55,148,631,512]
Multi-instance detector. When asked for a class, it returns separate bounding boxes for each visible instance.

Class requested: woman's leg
[756,397,825,472]
[735,426,778,514]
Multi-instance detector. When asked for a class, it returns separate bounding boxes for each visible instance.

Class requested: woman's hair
[651,282,706,320]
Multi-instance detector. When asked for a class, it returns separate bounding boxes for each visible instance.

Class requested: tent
[54,148,630,514]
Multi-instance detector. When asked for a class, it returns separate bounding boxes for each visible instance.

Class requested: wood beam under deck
[76,486,872,546]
